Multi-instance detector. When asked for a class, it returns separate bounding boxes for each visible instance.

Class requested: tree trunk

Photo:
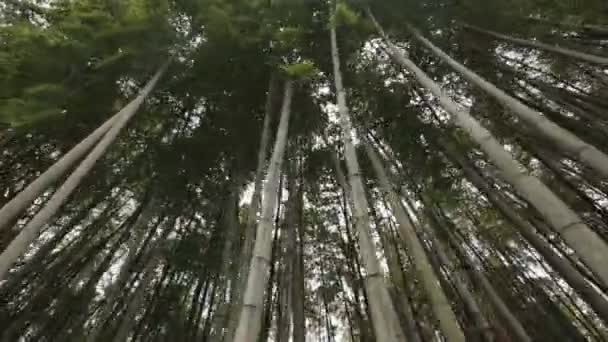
[112,253,162,342]
[369,15,608,288]
[186,277,205,340]
[0,63,170,233]
[436,135,608,322]
[0,196,102,297]
[233,79,294,342]
[202,277,218,341]
[329,11,405,341]
[417,212,494,342]
[259,209,282,342]
[86,196,159,342]
[49,220,134,341]
[228,74,279,342]
[0,118,115,233]
[277,264,291,342]
[319,259,335,342]
[209,181,242,341]
[0,200,132,334]
[524,140,608,224]
[0,62,170,280]
[397,18,608,178]
[333,180,374,342]
[369,200,423,342]
[526,16,608,37]
[192,275,211,340]
[362,141,466,342]
[462,23,608,65]
[292,213,306,342]
[363,177,421,342]
[290,158,306,342]
[430,206,532,342]
[284,157,305,342]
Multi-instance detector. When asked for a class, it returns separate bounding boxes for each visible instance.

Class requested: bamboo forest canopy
[1,0,608,341]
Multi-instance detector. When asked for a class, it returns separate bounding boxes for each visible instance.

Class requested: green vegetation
[0,0,608,341]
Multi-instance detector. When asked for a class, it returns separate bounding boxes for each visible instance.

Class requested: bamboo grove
[1,0,608,341]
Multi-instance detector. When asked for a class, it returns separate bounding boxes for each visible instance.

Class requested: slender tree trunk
[334,162,375,342]
[343,297,357,342]
[369,14,608,288]
[430,206,532,342]
[437,136,608,322]
[259,213,282,342]
[329,13,405,341]
[0,63,170,233]
[277,265,291,342]
[524,141,608,224]
[1,220,128,340]
[528,213,607,290]
[508,80,608,150]
[462,23,608,65]
[234,80,294,341]
[421,220,496,342]
[0,62,169,280]
[319,259,335,342]
[417,213,494,342]
[209,181,241,341]
[259,177,284,342]
[202,278,218,341]
[95,217,170,341]
[112,254,162,342]
[186,277,205,340]
[48,221,132,341]
[276,161,298,342]
[363,178,421,342]
[526,16,608,37]
[292,221,306,342]
[0,197,102,297]
[290,159,306,342]
[192,276,211,340]
[522,77,608,124]
[395,17,608,177]
[369,201,423,342]
[499,53,602,100]
[87,196,159,342]
[0,120,116,233]
[363,141,465,342]
[228,74,279,342]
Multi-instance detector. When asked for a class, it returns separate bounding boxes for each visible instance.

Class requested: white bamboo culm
[364,142,466,342]
[0,62,170,280]
[330,10,406,342]
[0,112,120,232]
[407,24,608,179]
[368,12,608,288]
[234,80,294,342]
[463,23,608,65]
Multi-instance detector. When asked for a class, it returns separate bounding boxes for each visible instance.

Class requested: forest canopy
[1,0,608,341]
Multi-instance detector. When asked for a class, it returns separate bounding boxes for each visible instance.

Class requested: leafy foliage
[0,0,607,341]
[282,60,319,80]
